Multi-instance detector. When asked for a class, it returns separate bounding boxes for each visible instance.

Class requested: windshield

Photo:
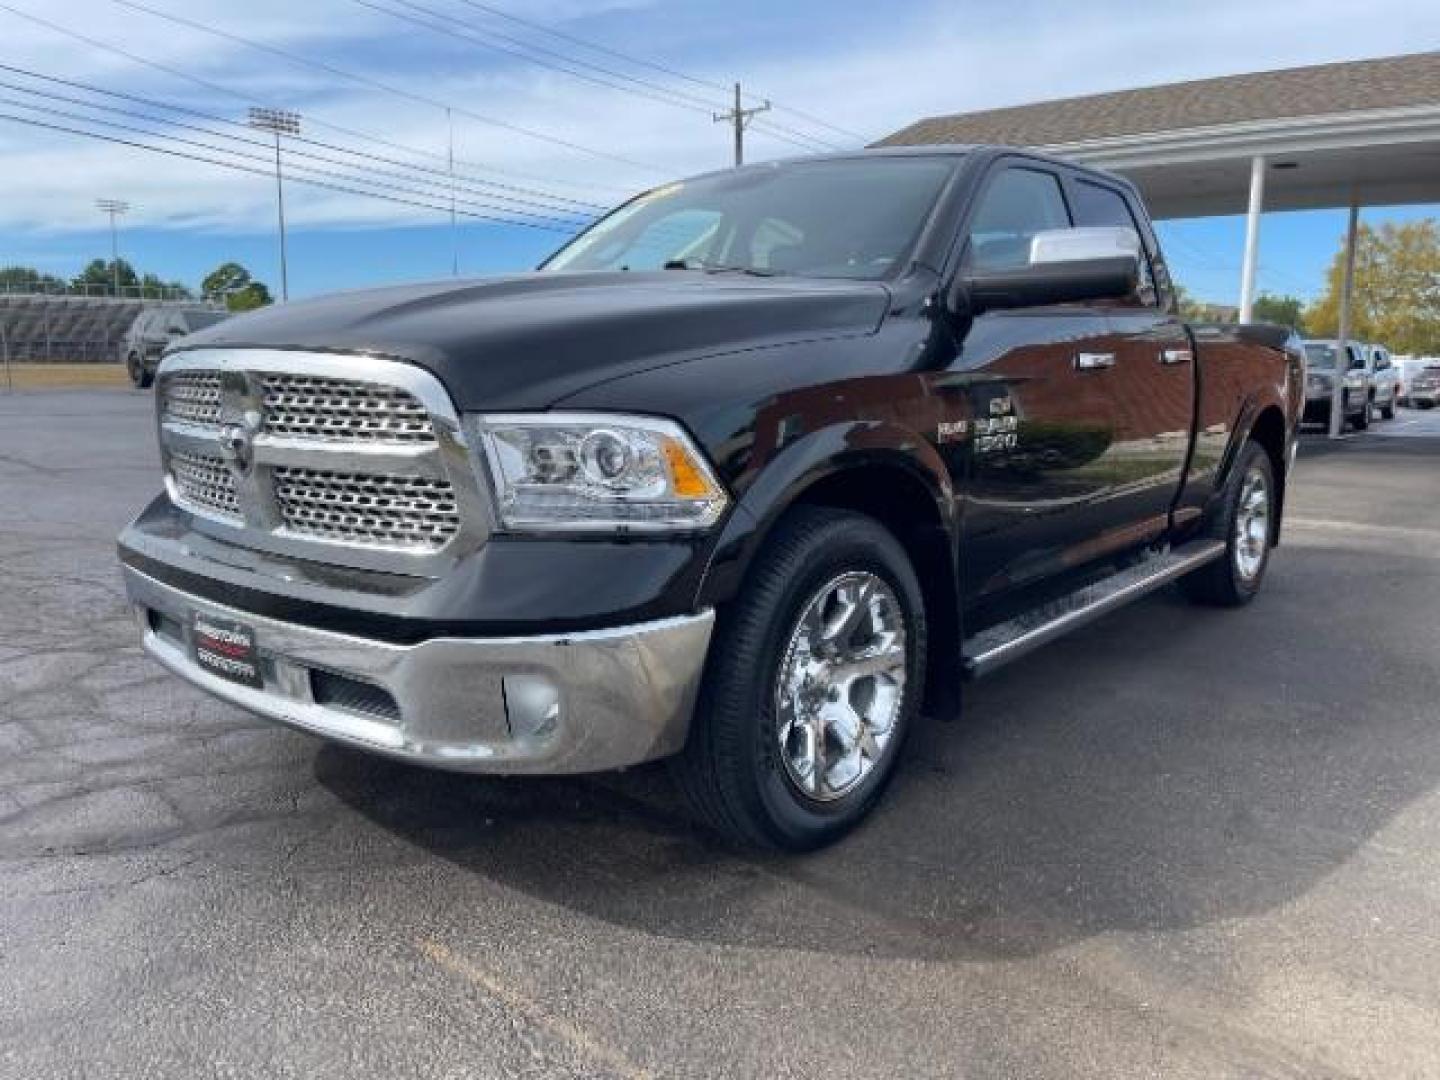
[542,157,958,281]
[1304,344,1339,370]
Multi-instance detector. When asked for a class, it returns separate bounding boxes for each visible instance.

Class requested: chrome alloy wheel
[775,571,908,802]
[1234,465,1271,581]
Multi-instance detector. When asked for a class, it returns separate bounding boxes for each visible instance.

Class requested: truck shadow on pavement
[317,540,1440,963]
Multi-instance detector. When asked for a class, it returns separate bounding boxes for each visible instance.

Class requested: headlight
[476,413,728,532]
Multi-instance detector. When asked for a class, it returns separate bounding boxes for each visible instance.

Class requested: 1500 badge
[940,396,1019,454]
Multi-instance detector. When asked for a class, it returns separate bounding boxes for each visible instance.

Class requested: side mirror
[953,227,1141,316]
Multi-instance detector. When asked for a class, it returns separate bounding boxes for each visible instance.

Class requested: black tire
[127,353,153,389]
[1179,440,1275,608]
[1351,395,1369,431]
[1381,401,1395,420]
[672,506,927,851]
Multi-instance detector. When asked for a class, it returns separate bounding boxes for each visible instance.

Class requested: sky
[1,0,1437,304]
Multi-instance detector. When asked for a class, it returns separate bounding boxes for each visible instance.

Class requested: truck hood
[176,271,892,410]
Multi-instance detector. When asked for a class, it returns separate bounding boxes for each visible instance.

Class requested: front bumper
[122,564,714,774]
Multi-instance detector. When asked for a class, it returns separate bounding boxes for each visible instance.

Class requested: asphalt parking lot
[3,388,1439,1079]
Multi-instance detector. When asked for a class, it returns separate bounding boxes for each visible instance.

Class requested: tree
[1251,293,1306,332]
[202,261,272,311]
[73,257,138,294]
[139,272,192,300]
[1306,220,1440,355]
[227,281,273,311]
[0,265,66,291]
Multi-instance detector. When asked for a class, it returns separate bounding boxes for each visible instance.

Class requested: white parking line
[1289,518,1440,541]
[417,938,654,1080]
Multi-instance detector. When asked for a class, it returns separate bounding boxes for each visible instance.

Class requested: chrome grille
[163,372,223,426]
[260,374,435,443]
[169,450,241,520]
[273,467,460,550]
[156,353,481,566]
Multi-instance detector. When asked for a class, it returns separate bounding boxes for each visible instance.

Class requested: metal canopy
[1041,108,1440,219]
[879,52,1440,435]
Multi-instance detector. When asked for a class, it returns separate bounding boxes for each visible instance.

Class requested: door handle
[1159,348,1193,365]
[1075,352,1115,371]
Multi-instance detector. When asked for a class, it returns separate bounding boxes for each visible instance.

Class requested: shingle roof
[875,52,1440,149]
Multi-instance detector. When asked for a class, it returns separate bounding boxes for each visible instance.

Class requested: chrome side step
[961,541,1226,679]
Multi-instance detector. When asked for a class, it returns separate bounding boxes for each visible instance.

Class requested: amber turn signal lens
[662,436,717,499]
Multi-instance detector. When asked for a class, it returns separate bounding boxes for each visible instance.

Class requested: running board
[961,542,1226,679]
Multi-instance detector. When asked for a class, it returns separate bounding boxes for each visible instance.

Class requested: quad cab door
[933,160,1196,606]
[1061,173,1194,544]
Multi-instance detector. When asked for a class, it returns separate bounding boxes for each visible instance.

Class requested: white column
[1238,154,1266,322]
[1330,198,1360,438]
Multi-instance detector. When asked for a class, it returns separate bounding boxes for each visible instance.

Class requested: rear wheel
[1381,399,1396,420]
[1180,440,1275,608]
[672,506,926,850]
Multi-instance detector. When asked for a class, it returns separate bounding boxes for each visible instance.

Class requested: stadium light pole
[248,107,300,302]
[96,199,129,297]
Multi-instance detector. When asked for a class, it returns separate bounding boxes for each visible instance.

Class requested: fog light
[503,675,561,739]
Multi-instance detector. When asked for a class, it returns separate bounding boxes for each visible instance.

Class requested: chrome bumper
[122,565,714,774]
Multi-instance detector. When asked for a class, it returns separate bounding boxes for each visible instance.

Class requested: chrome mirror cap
[1029,226,1141,267]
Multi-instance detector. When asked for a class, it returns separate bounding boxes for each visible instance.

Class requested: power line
[0,1,625,203]
[108,0,667,173]
[0,105,581,233]
[0,86,588,228]
[352,0,842,155]
[1,110,584,234]
[0,66,593,223]
[447,0,870,144]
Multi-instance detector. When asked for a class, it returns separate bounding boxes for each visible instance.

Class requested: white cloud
[1,0,1436,241]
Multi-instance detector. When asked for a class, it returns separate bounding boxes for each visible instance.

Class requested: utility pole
[713,82,770,167]
[96,199,129,297]
[248,107,300,301]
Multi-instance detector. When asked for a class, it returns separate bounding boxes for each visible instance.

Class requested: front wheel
[672,506,926,850]
[127,353,153,389]
[1180,440,1275,607]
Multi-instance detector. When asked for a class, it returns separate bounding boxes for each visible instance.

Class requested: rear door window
[1070,179,1157,304]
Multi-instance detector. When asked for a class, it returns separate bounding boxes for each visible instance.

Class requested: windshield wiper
[662,258,782,277]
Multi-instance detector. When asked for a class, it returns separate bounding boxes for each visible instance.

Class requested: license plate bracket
[191,613,263,689]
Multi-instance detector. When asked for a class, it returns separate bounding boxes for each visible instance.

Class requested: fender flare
[694,419,957,611]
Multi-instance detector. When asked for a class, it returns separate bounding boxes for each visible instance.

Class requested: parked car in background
[123,306,230,388]
[1302,340,1370,430]
[1409,363,1440,408]
[1397,356,1438,406]
[1363,343,1400,419]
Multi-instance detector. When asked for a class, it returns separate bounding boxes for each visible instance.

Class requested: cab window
[1070,179,1157,305]
[965,168,1071,271]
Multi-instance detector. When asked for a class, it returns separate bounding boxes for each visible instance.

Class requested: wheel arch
[696,422,962,719]
[1226,401,1290,547]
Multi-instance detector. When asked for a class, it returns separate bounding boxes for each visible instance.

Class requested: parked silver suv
[1361,343,1400,420]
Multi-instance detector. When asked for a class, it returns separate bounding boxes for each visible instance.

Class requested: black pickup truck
[118,146,1303,849]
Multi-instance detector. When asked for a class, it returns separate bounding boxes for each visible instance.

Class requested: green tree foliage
[1251,293,1306,332]
[73,257,139,292]
[0,265,66,290]
[202,261,272,311]
[227,282,273,311]
[1306,220,1440,354]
